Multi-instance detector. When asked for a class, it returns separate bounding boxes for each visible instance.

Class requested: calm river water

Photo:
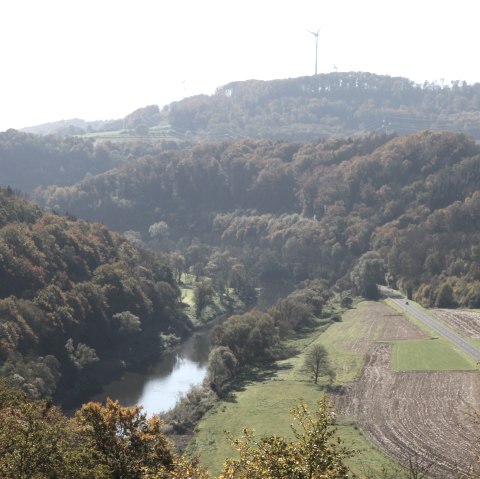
[91,330,211,415]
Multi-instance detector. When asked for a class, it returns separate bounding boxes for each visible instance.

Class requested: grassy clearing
[189,377,394,476]
[392,339,478,371]
[189,380,321,474]
[188,303,399,476]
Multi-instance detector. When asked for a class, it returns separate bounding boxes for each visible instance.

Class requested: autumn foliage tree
[0,188,191,403]
[0,379,107,479]
[75,399,174,479]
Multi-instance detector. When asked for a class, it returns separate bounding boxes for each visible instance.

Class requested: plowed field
[336,302,480,477]
[431,309,480,339]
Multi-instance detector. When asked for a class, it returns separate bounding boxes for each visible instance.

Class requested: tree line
[167,72,480,141]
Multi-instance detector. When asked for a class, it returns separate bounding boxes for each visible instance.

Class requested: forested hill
[0,188,191,405]
[36,131,480,308]
[168,73,480,141]
[21,72,480,141]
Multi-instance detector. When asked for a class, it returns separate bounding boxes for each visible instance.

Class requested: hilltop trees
[168,73,480,142]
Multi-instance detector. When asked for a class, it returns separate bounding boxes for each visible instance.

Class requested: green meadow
[188,303,399,476]
[392,338,477,371]
[188,299,479,475]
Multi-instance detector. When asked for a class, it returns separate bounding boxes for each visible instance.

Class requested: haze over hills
[20,72,480,141]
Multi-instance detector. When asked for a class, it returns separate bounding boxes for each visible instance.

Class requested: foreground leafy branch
[219,396,354,479]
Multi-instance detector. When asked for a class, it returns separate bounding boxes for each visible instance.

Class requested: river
[91,329,211,415]
[91,282,292,415]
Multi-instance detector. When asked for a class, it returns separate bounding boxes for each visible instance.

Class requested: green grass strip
[392,338,478,371]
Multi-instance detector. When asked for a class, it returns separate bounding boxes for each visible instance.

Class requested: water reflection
[92,331,210,415]
[91,283,290,416]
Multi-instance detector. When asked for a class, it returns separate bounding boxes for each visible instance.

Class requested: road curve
[380,287,480,363]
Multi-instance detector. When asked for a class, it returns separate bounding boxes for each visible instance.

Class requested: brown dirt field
[431,309,480,339]
[374,307,430,342]
[343,301,429,355]
[337,343,480,477]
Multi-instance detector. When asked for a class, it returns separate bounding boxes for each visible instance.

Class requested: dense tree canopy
[0,188,190,404]
[167,73,480,141]
[34,131,480,306]
[0,129,187,194]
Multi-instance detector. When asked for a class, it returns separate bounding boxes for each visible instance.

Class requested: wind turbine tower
[308,28,320,75]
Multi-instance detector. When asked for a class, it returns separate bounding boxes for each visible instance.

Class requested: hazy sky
[1,0,478,132]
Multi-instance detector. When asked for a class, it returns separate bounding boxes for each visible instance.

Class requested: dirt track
[336,302,480,477]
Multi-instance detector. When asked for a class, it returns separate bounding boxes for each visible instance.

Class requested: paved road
[380,287,480,362]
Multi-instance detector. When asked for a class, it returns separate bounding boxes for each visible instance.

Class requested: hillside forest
[0,188,192,405]
[33,130,480,309]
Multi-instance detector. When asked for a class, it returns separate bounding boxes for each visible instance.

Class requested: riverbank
[78,279,240,415]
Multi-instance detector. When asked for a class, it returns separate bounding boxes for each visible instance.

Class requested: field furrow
[431,309,480,338]
[338,343,480,477]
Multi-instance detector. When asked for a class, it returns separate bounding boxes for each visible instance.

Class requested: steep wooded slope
[35,131,480,306]
[0,188,190,404]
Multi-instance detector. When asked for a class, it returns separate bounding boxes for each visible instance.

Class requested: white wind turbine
[308,28,321,75]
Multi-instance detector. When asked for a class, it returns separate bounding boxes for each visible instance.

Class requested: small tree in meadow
[302,344,335,385]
